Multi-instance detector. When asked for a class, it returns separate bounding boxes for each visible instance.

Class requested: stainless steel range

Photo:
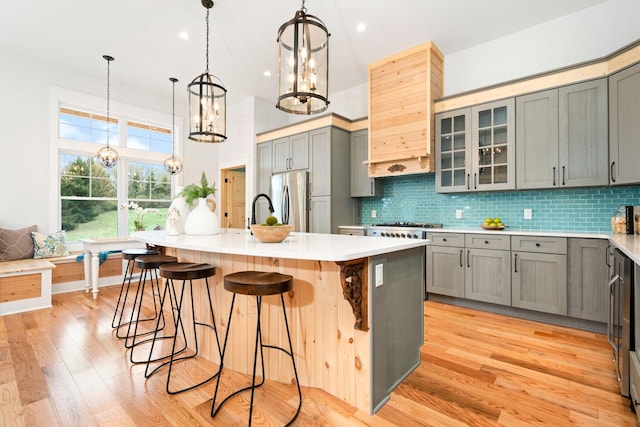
[366,222,443,239]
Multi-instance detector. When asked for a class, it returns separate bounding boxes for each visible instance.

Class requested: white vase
[184,197,220,235]
[166,196,191,234]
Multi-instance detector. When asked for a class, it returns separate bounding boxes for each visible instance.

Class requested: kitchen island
[133,229,427,414]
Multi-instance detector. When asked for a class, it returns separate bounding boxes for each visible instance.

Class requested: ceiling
[0,0,608,104]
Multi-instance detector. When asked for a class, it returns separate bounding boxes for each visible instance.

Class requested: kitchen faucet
[250,193,275,228]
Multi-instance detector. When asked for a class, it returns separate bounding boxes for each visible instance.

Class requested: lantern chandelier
[276,0,330,115]
[95,55,119,168]
[188,0,227,143]
[164,77,183,175]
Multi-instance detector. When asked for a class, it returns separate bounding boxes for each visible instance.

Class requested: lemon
[484,217,492,224]
[493,217,502,224]
[265,215,278,226]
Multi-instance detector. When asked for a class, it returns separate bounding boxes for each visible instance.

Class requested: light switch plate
[456,209,463,219]
[371,210,377,218]
[375,264,383,287]
[524,208,532,220]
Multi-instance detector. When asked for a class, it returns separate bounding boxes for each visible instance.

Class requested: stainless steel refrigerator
[271,171,309,232]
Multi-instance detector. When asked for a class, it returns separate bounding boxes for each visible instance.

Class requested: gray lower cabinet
[426,245,465,297]
[350,129,382,197]
[567,238,609,322]
[609,62,640,185]
[465,248,511,305]
[516,79,608,189]
[512,247,567,315]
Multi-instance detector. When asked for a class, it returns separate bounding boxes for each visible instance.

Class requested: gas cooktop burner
[373,222,443,228]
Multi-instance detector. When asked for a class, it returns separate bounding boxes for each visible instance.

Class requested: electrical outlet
[524,208,532,220]
[371,210,377,218]
[456,209,463,219]
[375,264,384,287]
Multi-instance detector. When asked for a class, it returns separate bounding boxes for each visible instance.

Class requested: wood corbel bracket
[335,258,368,331]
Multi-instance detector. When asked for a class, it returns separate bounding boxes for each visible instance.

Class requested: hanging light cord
[172,79,176,157]
[205,7,210,73]
[106,57,111,147]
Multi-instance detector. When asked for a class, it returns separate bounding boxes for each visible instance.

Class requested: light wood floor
[0,285,637,426]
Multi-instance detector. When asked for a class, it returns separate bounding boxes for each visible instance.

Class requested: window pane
[440,135,452,152]
[440,117,451,134]
[127,122,172,154]
[62,199,118,241]
[453,115,465,132]
[59,108,118,144]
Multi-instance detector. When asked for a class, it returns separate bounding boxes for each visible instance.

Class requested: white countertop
[132,229,428,262]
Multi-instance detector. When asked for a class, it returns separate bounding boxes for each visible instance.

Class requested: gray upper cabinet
[567,238,609,323]
[255,141,273,224]
[435,99,515,193]
[350,129,382,197]
[273,132,309,172]
[609,62,640,185]
[308,126,355,234]
[516,79,608,189]
[435,108,471,193]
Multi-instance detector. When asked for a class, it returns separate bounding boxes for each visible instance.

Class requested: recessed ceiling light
[356,23,366,32]
[263,70,272,77]
[179,31,189,40]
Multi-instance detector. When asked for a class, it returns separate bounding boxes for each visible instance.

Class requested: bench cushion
[0,225,37,261]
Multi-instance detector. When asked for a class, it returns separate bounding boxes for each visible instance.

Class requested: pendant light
[188,0,227,143]
[95,55,119,168]
[276,0,330,115]
[164,77,183,175]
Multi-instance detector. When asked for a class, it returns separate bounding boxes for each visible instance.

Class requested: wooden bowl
[250,224,293,243]
[481,224,506,230]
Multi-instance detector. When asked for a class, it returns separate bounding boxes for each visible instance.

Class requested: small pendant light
[95,55,119,168]
[188,0,227,143]
[276,0,330,115]
[164,77,183,175]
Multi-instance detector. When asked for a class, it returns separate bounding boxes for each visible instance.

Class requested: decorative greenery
[179,171,217,206]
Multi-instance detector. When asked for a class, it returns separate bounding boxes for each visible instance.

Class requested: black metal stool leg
[211,293,236,418]
[112,258,134,330]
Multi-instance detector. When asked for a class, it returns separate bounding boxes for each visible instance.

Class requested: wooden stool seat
[159,262,216,281]
[134,254,177,270]
[223,271,293,296]
[122,248,159,260]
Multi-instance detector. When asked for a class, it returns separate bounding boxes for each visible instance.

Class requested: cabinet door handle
[552,167,556,186]
[459,249,463,267]
[535,242,541,247]
[466,250,470,268]
[474,173,477,190]
[370,181,374,195]
[562,166,566,186]
[611,161,616,183]
[606,245,611,268]
[514,253,518,273]
[467,174,470,190]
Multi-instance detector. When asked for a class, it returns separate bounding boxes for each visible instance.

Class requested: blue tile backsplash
[359,174,640,232]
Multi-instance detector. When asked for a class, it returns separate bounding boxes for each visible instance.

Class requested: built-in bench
[0,252,125,315]
[0,258,55,315]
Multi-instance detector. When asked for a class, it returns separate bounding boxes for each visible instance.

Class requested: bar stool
[211,271,302,426]
[112,248,160,338]
[125,254,178,363]
[145,261,222,395]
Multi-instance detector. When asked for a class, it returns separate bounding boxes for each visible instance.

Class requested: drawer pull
[443,238,447,242]
[535,243,541,247]
[484,240,489,244]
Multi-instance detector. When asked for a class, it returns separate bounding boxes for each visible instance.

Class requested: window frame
[49,87,182,251]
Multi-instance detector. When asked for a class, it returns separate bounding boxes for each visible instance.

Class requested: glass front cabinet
[436,98,515,193]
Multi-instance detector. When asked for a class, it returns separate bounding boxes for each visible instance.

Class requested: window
[53,93,179,246]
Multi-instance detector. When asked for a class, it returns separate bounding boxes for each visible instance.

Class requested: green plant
[179,171,217,206]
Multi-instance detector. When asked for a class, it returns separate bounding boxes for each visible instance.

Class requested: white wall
[445,0,640,96]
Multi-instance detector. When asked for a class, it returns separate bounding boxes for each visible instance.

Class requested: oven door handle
[607,274,619,350]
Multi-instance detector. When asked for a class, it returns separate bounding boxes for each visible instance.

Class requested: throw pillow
[31,230,70,259]
[0,225,37,261]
